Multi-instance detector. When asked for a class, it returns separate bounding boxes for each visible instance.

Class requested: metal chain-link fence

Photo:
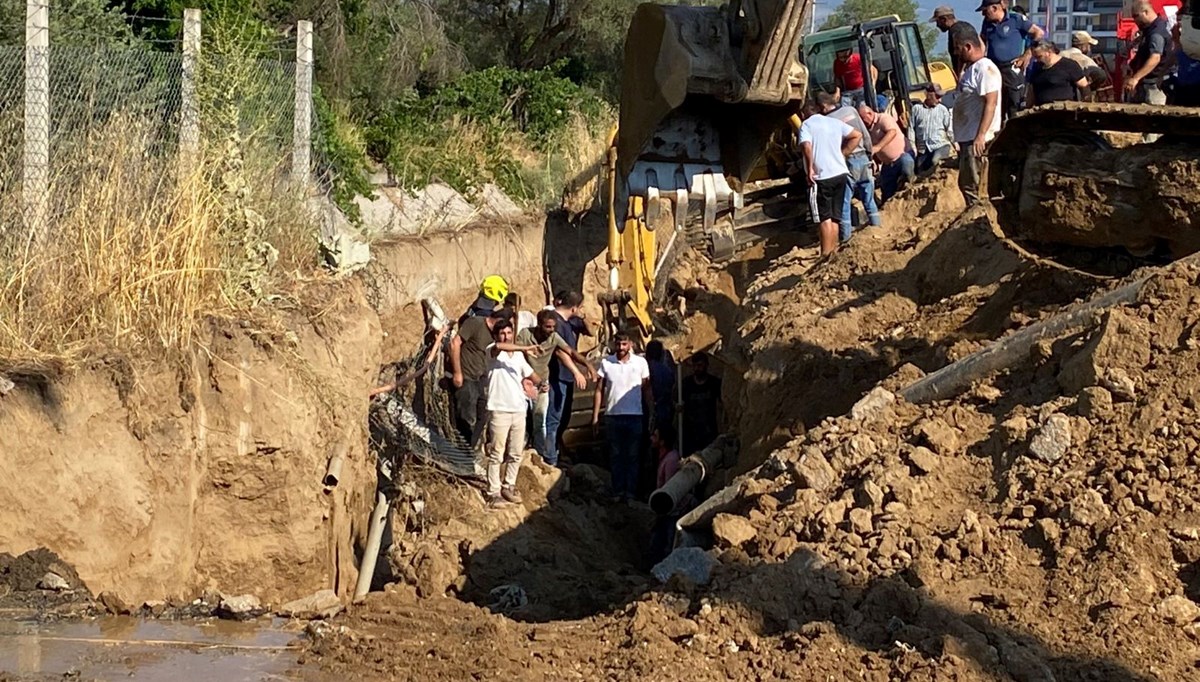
[0,22,302,238]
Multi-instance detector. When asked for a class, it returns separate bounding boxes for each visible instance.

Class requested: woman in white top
[484,319,541,508]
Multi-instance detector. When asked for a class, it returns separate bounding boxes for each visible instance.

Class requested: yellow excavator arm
[603,0,812,345]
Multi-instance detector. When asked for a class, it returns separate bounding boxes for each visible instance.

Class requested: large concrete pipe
[649,434,738,515]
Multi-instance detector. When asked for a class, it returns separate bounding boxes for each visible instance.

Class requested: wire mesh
[0,34,300,237]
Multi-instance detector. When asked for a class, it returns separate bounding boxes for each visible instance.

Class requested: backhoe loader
[602,2,950,344]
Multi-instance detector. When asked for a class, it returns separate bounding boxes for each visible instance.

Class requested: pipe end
[649,490,675,515]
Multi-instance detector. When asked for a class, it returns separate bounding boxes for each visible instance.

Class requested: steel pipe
[649,434,738,515]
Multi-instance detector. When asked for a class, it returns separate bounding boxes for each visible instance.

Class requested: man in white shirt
[798,91,864,256]
[952,33,1002,207]
[484,320,541,509]
[591,331,651,501]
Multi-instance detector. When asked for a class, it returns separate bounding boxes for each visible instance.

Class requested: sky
[810,0,984,52]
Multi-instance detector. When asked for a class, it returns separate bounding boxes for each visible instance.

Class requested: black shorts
[812,174,848,224]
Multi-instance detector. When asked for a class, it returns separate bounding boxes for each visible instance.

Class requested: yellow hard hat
[480,275,509,304]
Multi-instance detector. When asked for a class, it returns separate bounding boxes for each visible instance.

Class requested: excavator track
[988,102,1200,266]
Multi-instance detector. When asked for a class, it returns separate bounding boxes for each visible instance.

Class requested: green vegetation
[820,0,941,55]
[105,0,626,219]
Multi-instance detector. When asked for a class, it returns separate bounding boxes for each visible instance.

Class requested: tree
[819,0,940,57]
[435,0,641,96]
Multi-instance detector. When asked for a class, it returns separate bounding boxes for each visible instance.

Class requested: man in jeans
[516,309,593,461]
[543,291,587,467]
[858,103,915,204]
[953,34,1001,206]
[591,332,651,502]
[825,88,879,240]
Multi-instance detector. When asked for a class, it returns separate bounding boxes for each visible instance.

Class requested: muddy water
[0,616,320,681]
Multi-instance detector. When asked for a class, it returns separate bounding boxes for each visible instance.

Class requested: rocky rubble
[308,184,1200,681]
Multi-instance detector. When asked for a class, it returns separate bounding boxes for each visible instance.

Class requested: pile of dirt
[305,171,1200,680]
[0,548,94,616]
[377,459,655,623]
[716,171,1125,476]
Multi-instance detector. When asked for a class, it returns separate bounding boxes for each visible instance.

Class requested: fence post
[180,8,201,174]
[23,0,49,240]
[292,19,313,193]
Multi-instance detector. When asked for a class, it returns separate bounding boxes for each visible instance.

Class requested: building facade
[1031,0,1124,55]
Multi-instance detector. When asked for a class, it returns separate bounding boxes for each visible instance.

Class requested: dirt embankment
[0,281,380,606]
[725,171,1111,475]
[306,169,1200,681]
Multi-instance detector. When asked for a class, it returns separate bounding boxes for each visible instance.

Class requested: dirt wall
[0,282,380,606]
[369,220,547,358]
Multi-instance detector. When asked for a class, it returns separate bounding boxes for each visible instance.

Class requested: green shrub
[362,64,608,204]
[313,88,374,223]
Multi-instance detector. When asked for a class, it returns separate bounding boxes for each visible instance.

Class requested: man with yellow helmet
[463,275,510,320]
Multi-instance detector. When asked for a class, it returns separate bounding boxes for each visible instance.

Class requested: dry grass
[0,116,318,372]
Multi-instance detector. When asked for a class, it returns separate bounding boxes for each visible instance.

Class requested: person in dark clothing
[645,340,676,432]
[449,306,514,453]
[931,6,978,76]
[543,290,586,467]
[979,0,1044,121]
[1125,0,1171,107]
[1027,40,1087,105]
[680,353,722,456]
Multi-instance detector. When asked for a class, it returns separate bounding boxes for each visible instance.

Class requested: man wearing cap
[979,0,1044,121]
[931,6,978,76]
[908,84,955,173]
[1125,0,1171,110]
[953,33,1002,206]
[1061,31,1109,97]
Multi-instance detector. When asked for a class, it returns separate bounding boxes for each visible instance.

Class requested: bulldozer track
[989,102,1200,270]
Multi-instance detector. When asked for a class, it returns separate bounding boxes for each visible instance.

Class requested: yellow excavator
[601,1,953,343]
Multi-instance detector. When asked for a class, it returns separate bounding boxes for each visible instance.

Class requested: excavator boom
[604,1,811,343]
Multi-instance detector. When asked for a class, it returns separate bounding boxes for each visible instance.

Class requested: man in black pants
[979,0,1043,121]
[798,91,863,256]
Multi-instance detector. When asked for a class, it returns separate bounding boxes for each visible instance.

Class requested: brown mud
[305,168,1200,681]
[1013,141,1200,258]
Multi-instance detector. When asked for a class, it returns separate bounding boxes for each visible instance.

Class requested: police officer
[979,0,1044,121]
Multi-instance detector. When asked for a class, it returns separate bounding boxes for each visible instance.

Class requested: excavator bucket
[605,1,811,343]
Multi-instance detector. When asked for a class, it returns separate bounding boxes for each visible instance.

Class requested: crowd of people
[370,276,724,518]
[802,0,1198,256]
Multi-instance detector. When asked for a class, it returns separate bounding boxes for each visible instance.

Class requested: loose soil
[305,169,1200,680]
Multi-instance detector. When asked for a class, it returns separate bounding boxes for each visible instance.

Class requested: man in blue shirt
[542,290,587,468]
[979,0,1043,121]
[1172,21,1200,106]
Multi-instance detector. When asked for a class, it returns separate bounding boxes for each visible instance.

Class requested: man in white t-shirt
[591,331,651,501]
[798,91,864,256]
[953,33,1001,207]
[484,319,541,509]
